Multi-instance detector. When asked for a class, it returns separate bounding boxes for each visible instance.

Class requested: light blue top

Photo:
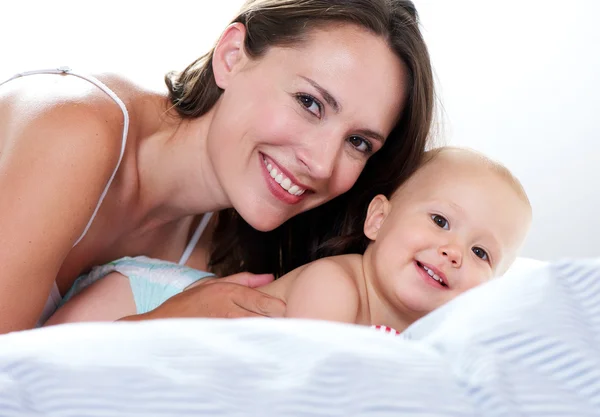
[60,256,214,314]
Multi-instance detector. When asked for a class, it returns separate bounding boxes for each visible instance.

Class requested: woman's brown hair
[165,0,435,277]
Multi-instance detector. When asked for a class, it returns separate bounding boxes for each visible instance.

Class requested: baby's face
[365,151,531,319]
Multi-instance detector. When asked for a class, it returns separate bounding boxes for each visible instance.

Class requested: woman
[0,0,434,333]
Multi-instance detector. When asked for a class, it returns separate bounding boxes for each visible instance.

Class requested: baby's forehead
[417,149,530,209]
[398,152,495,194]
[422,149,490,174]
[406,158,525,217]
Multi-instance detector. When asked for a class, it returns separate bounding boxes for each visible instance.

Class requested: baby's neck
[358,248,418,333]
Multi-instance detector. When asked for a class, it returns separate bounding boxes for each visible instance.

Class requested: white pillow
[0,258,598,416]
[502,256,548,279]
[402,256,548,341]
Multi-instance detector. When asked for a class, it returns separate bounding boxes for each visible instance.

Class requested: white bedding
[0,258,599,416]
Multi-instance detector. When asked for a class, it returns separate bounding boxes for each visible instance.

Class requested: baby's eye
[431,214,449,230]
[472,247,489,261]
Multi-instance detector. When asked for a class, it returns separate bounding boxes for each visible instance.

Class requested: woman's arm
[0,98,122,333]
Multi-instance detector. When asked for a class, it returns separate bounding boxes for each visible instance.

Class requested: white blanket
[0,259,598,416]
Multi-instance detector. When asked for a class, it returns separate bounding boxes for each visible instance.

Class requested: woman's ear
[364,195,391,241]
[212,22,248,89]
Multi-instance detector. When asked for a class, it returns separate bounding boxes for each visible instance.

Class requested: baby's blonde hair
[421,146,531,210]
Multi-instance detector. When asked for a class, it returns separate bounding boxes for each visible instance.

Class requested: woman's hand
[119,272,286,321]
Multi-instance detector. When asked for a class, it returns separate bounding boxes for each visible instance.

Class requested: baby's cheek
[402,224,434,251]
[463,268,491,291]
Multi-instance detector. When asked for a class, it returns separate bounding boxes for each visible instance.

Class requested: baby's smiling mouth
[416,260,448,287]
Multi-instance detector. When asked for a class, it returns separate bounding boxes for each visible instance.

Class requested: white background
[2,0,598,261]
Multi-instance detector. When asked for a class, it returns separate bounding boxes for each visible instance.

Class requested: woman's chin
[239,207,292,233]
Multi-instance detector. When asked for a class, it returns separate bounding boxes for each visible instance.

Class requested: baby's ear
[364,195,391,241]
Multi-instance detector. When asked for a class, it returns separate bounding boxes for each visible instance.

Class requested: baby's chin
[393,292,443,321]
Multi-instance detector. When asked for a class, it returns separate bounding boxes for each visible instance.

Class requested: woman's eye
[296,94,322,118]
[347,136,373,154]
[472,247,489,261]
[431,214,449,230]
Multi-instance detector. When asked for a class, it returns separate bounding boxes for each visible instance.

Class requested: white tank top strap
[5,68,209,323]
[38,282,63,325]
[2,67,129,327]
[178,212,214,266]
[1,67,130,247]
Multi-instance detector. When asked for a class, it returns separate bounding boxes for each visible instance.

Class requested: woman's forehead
[260,25,408,130]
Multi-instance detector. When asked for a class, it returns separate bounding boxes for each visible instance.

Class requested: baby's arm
[284,258,360,324]
[44,272,137,326]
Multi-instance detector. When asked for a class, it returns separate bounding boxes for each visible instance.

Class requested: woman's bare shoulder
[1,72,126,142]
[0,71,141,210]
[0,69,163,163]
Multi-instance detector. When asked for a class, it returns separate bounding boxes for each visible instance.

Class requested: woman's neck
[133,98,229,229]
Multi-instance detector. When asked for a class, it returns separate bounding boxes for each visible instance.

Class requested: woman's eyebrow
[355,128,385,143]
[300,76,340,113]
[299,76,386,143]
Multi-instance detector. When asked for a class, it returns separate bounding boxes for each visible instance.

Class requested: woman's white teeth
[263,158,306,196]
[281,178,292,190]
[423,265,445,285]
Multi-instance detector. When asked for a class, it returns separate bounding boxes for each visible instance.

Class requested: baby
[46,147,532,333]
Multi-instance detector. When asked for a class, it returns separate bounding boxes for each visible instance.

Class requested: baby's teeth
[270,169,277,179]
[288,185,299,194]
[275,173,283,184]
[423,265,443,284]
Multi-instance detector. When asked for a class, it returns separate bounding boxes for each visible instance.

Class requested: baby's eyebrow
[448,201,466,214]
[483,236,502,265]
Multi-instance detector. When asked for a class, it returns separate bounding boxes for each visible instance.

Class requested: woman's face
[208,23,408,231]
